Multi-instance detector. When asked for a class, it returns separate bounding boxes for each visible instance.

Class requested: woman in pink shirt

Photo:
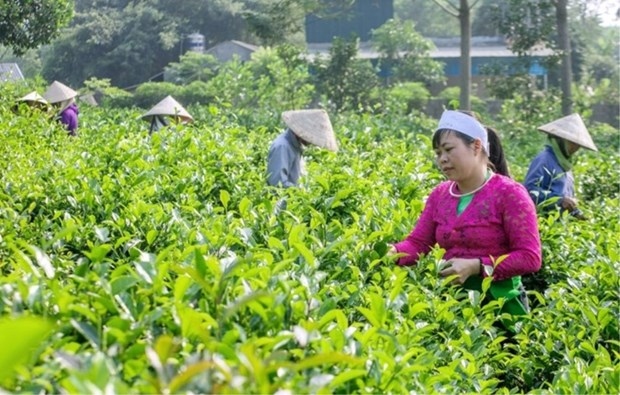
[390,110,542,329]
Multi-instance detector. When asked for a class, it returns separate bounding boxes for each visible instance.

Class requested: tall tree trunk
[556,0,572,115]
[459,0,471,110]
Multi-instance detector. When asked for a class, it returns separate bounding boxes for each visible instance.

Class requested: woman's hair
[486,126,510,177]
[432,111,510,177]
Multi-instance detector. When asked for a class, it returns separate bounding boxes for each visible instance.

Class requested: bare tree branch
[431,0,459,17]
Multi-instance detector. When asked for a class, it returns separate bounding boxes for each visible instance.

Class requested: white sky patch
[591,0,620,26]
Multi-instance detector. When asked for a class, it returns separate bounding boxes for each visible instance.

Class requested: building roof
[204,40,260,63]
[305,36,553,61]
[206,40,260,54]
[429,36,554,58]
[0,63,24,82]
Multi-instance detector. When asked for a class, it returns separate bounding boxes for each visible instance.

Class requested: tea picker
[13,91,51,113]
[43,81,79,136]
[267,109,338,214]
[140,95,194,134]
[523,113,598,220]
[387,110,542,333]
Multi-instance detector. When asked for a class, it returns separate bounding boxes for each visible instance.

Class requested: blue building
[431,37,550,76]
[304,2,552,95]
[305,0,394,43]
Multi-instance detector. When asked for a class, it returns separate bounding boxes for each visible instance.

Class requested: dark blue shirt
[523,145,574,210]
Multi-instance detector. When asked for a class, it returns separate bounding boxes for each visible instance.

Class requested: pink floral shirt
[394,174,542,281]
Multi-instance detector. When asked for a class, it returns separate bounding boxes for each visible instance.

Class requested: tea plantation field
[0,104,618,394]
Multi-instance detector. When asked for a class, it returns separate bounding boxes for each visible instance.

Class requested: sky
[592,0,620,26]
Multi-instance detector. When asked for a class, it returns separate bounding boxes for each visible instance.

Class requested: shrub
[132,82,183,109]
[313,36,380,113]
[164,52,219,85]
[179,81,215,106]
[436,86,485,113]
[384,82,431,113]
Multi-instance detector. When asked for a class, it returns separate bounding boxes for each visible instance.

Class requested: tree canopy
[0,0,74,56]
[3,0,612,107]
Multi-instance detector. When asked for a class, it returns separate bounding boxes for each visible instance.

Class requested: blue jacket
[523,145,574,210]
[267,129,302,188]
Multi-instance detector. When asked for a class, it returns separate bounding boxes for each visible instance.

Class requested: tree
[395,0,459,37]
[164,52,220,85]
[42,3,180,88]
[39,0,352,88]
[313,36,379,112]
[242,0,306,45]
[494,0,615,115]
[370,18,445,86]
[41,0,251,88]
[427,0,482,111]
[241,0,339,45]
[0,0,74,56]
[555,0,572,114]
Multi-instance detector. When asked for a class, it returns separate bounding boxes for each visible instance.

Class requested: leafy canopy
[0,0,74,55]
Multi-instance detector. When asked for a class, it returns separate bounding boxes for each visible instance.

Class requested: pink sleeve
[393,187,440,266]
[482,182,542,280]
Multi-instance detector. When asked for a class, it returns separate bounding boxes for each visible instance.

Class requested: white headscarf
[436,110,489,154]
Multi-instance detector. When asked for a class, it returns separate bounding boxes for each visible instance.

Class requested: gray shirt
[267,128,302,187]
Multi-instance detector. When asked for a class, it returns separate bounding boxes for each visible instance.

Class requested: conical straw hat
[538,113,598,152]
[141,95,193,123]
[282,109,338,152]
[17,91,49,105]
[43,81,77,103]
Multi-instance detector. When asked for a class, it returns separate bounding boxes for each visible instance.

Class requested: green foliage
[494,0,619,93]
[41,0,251,88]
[40,0,322,88]
[574,122,620,202]
[0,75,618,394]
[0,78,50,101]
[178,81,215,106]
[313,36,380,112]
[0,0,74,56]
[132,82,183,109]
[242,0,307,45]
[436,86,485,114]
[164,52,220,85]
[571,12,620,85]
[480,62,546,100]
[246,44,315,111]
[106,44,314,117]
[493,89,562,168]
[0,317,55,381]
[42,4,181,88]
[370,18,445,86]
[394,0,459,37]
[495,0,557,58]
[373,82,431,114]
[82,77,133,108]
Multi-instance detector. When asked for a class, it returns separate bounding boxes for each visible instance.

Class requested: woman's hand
[561,196,578,211]
[439,258,480,284]
[386,245,397,256]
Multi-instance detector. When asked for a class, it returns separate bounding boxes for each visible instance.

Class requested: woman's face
[565,141,581,156]
[434,131,481,182]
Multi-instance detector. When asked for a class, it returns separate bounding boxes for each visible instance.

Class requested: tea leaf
[0,317,55,380]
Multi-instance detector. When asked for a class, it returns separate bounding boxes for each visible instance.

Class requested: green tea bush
[132,82,183,109]
[0,101,617,394]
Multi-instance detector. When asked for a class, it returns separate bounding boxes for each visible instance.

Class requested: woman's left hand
[439,258,480,284]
